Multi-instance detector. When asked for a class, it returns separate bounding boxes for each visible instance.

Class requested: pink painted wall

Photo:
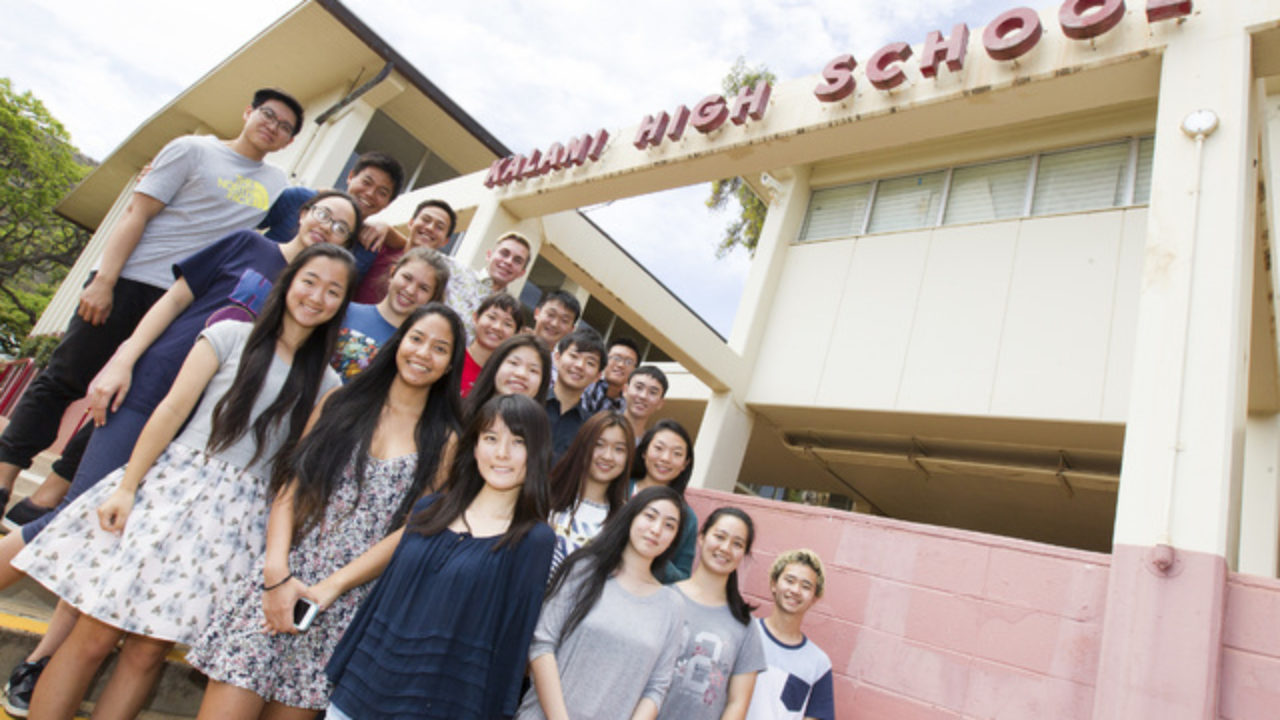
[1220,573,1280,719]
[686,489,1280,718]
[686,489,1111,719]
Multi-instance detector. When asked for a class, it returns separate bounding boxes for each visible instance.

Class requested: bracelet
[262,573,292,591]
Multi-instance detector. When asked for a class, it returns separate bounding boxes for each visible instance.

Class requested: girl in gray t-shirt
[518,485,691,720]
[659,507,767,720]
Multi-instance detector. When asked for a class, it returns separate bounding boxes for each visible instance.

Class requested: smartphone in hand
[293,597,319,632]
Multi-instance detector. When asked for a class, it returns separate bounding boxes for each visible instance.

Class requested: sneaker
[3,499,53,533]
[2,656,49,718]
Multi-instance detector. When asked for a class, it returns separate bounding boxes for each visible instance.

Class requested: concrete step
[0,454,203,719]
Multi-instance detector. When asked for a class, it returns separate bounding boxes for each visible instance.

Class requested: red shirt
[460,349,482,397]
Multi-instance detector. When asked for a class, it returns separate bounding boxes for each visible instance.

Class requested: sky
[1,0,1013,337]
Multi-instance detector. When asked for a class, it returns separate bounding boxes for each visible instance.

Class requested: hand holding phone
[293,597,319,632]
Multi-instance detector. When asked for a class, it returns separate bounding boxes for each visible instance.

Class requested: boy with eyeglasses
[257,151,410,303]
[581,336,640,413]
[0,86,302,717]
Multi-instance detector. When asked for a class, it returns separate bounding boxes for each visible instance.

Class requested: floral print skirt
[186,452,417,709]
[12,442,269,643]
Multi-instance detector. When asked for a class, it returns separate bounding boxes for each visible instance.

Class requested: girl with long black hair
[324,393,555,720]
[188,303,465,718]
[461,333,551,421]
[547,410,633,571]
[13,244,356,720]
[658,507,766,720]
[630,419,698,582]
[517,485,688,720]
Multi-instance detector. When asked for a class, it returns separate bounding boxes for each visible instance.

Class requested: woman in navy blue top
[325,393,555,720]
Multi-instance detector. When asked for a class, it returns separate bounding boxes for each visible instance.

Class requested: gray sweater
[517,565,685,719]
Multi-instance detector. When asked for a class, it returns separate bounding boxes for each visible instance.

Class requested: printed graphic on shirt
[332,329,381,382]
[672,629,731,708]
[205,269,273,327]
[219,174,272,210]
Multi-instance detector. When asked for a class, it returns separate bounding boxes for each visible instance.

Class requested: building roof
[54,0,509,230]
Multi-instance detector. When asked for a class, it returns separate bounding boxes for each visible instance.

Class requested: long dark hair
[461,334,551,421]
[631,419,695,495]
[297,190,364,247]
[545,485,688,643]
[548,411,633,517]
[206,244,357,486]
[701,507,757,624]
[405,394,551,549]
[281,304,465,541]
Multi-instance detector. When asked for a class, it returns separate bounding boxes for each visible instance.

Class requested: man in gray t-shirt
[0,88,301,535]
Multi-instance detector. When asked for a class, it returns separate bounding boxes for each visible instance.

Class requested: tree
[0,78,93,355]
[706,58,777,257]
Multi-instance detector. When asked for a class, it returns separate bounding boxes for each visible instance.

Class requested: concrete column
[689,390,754,492]
[455,195,519,269]
[1093,8,1258,719]
[292,98,376,189]
[728,167,811,357]
[1240,415,1280,577]
[687,167,810,493]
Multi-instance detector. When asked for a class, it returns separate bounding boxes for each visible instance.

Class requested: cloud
[3,0,1014,335]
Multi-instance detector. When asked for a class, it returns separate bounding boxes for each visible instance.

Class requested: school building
[23,0,1280,717]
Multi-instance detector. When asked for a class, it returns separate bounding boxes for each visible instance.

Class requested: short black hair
[352,152,406,197]
[629,365,668,395]
[414,199,457,236]
[556,327,605,365]
[252,88,304,137]
[608,336,640,358]
[475,292,521,321]
[537,289,581,323]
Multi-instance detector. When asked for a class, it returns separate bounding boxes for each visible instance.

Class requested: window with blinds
[797,183,872,242]
[795,136,1154,243]
[1031,141,1132,216]
[943,157,1032,225]
[867,171,946,233]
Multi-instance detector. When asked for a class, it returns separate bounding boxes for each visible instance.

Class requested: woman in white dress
[14,244,356,720]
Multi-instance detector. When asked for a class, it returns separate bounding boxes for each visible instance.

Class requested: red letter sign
[983,7,1044,61]
[814,54,857,102]
[730,81,772,125]
[634,112,670,149]
[1146,0,1191,22]
[867,42,913,90]
[691,95,729,133]
[920,24,970,78]
[1059,0,1125,40]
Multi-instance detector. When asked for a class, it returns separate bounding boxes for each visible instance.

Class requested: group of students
[0,85,835,720]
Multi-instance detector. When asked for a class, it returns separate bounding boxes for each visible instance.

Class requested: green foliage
[706,58,777,258]
[0,78,93,355]
[16,334,61,368]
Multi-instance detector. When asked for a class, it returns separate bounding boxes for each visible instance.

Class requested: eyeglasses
[256,105,296,136]
[607,354,637,368]
[309,205,352,238]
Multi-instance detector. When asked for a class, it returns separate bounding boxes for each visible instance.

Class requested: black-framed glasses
[309,205,352,238]
[257,105,296,136]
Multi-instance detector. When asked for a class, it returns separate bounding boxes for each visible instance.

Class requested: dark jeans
[0,276,163,470]
[49,422,92,480]
[23,405,149,542]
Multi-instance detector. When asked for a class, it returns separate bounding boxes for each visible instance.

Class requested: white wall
[748,208,1146,422]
